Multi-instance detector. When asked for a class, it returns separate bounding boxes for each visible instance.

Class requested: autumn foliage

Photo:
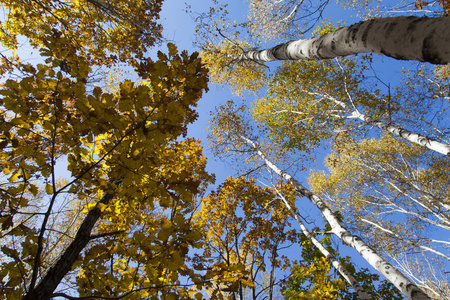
[0,1,218,299]
[2,0,450,299]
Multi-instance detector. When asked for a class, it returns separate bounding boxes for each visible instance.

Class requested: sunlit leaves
[284,256,345,300]
[246,0,331,42]
[251,57,385,153]
[200,40,267,96]
[0,0,164,66]
[75,138,214,298]
[0,24,214,298]
[195,177,299,298]
[283,223,405,300]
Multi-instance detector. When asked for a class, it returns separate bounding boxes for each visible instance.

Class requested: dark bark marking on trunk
[315,38,326,58]
[407,283,426,298]
[273,41,294,60]
[380,48,408,61]
[410,289,423,298]
[384,20,399,37]
[331,39,336,50]
[422,30,443,64]
[361,19,375,48]
[407,17,429,46]
[349,24,359,43]
[272,43,284,60]
[406,16,424,32]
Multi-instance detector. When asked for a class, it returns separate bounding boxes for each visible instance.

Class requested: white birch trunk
[323,94,450,156]
[237,16,450,64]
[275,189,372,300]
[352,110,450,156]
[239,134,431,300]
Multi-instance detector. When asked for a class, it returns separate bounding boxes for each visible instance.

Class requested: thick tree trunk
[239,135,431,300]
[23,192,115,300]
[237,16,450,64]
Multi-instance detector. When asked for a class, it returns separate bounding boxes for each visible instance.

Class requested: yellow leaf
[45,183,53,195]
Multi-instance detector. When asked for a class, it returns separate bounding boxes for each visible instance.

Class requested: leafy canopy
[0,1,218,299]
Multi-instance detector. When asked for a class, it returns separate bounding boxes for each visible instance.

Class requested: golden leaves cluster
[194,176,299,298]
[0,0,164,65]
[251,57,383,153]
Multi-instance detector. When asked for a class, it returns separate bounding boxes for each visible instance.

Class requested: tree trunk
[239,134,431,300]
[23,191,115,300]
[325,94,450,156]
[236,16,450,64]
[268,246,276,300]
[275,189,372,300]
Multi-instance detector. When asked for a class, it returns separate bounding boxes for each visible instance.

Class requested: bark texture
[364,117,450,156]
[237,16,450,64]
[239,135,431,300]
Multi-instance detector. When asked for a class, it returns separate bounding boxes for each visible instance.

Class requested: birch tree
[235,16,450,64]
[310,134,450,247]
[198,1,450,96]
[197,163,372,299]
[208,101,431,300]
[246,0,450,43]
[274,190,372,300]
[281,213,405,300]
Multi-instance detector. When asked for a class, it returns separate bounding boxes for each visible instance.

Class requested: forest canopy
[0,0,449,299]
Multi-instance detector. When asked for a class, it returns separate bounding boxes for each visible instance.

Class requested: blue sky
[1,0,446,297]
[157,0,409,177]
[159,0,249,182]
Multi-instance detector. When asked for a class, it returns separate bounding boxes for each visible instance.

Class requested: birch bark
[322,93,450,156]
[236,16,450,64]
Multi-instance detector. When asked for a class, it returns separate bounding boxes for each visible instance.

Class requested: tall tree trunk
[236,16,450,64]
[274,189,372,300]
[238,134,431,300]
